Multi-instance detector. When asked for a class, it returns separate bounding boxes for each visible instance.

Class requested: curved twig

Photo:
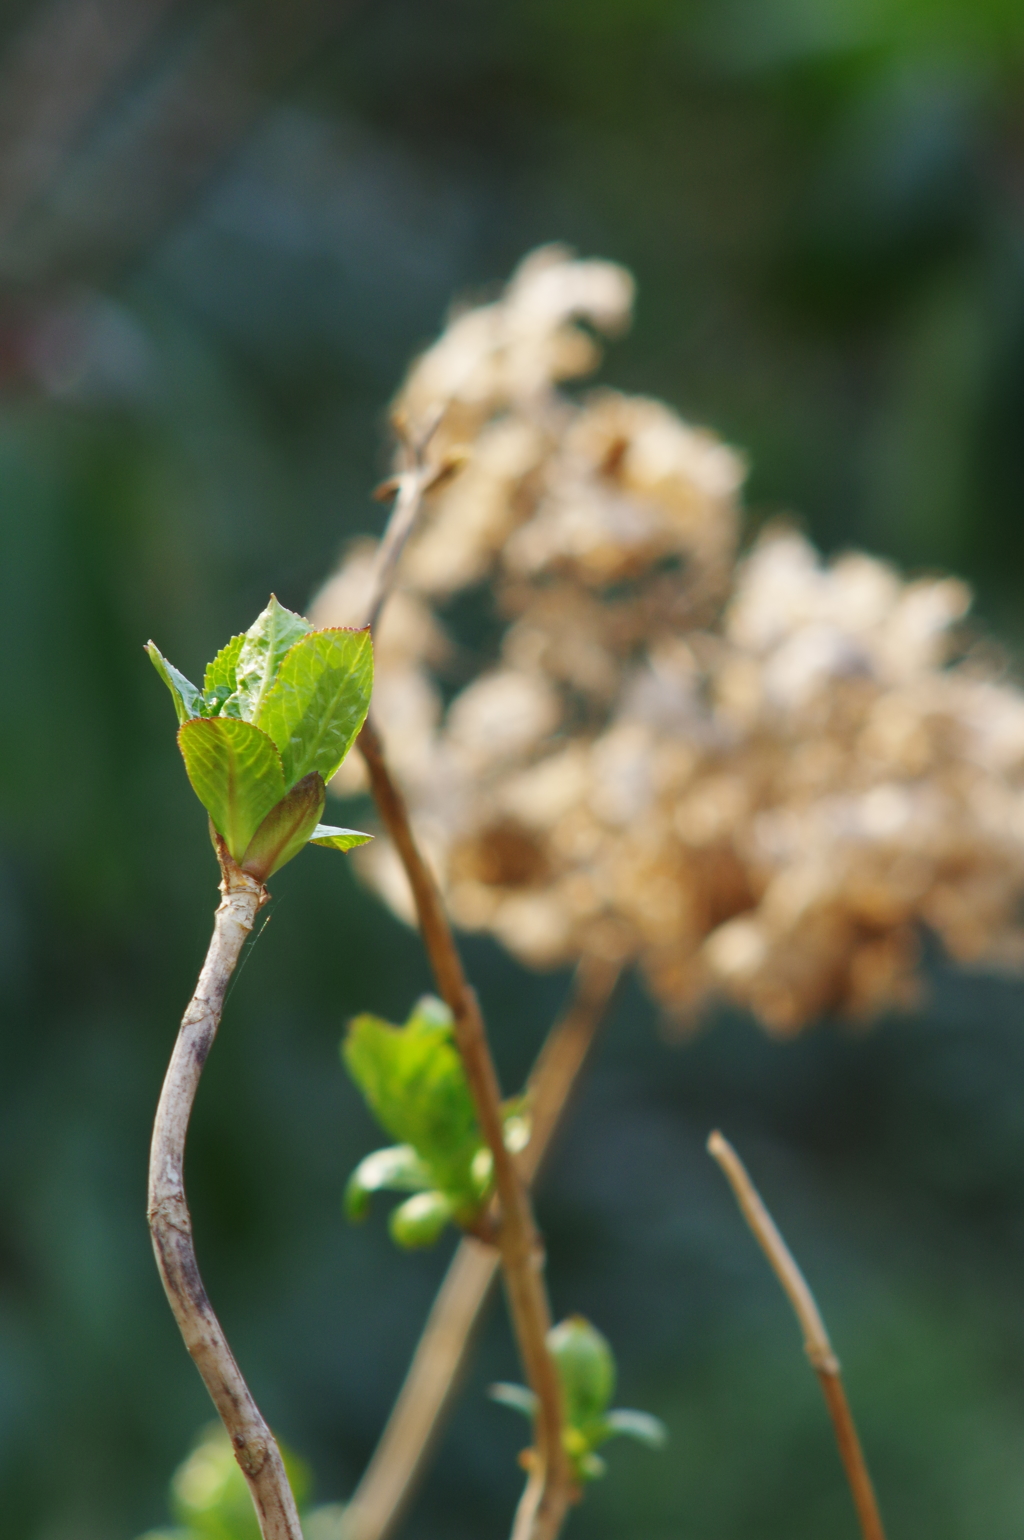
[148,839,302,1540]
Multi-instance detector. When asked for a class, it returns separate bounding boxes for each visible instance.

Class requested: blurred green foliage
[2,1,1024,1537]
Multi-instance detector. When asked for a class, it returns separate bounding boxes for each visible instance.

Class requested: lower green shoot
[342,996,529,1248]
[490,1316,666,1484]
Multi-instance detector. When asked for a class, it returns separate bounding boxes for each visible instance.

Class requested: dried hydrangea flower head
[314,246,1024,1035]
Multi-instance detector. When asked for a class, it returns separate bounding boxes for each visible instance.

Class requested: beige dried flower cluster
[313,246,1024,1034]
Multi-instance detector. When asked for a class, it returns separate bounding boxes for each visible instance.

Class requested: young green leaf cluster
[148,596,373,881]
[491,1316,666,1483]
[342,996,529,1248]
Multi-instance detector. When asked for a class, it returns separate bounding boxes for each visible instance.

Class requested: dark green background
[3,1,1024,1534]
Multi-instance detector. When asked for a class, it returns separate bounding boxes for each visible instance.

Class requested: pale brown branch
[362,467,431,635]
[360,409,450,634]
[148,839,303,1540]
[707,1131,886,1540]
[520,956,621,1186]
[342,956,621,1540]
[351,407,572,1538]
[343,1238,498,1540]
[357,718,574,1540]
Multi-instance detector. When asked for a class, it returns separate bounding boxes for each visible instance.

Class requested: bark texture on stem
[359,408,458,636]
[358,716,574,1540]
[343,956,620,1540]
[148,843,303,1540]
[707,1131,886,1540]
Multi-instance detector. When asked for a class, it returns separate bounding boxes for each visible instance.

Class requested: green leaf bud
[342,996,510,1247]
[490,1319,666,1486]
[389,1190,453,1248]
[548,1315,615,1428]
[148,597,374,879]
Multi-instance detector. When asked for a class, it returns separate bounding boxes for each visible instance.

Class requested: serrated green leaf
[225,596,312,722]
[202,633,245,715]
[344,1144,432,1221]
[309,823,373,853]
[548,1317,615,1428]
[602,1409,668,1449]
[147,642,204,725]
[343,998,484,1210]
[488,1382,538,1420]
[240,772,325,882]
[177,718,285,862]
[389,1190,453,1248]
[257,627,372,787]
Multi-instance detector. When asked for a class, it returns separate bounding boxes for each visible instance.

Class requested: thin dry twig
[358,718,574,1540]
[360,408,452,634]
[343,956,621,1540]
[343,1238,497,1540]
[347,415,573,1537]
[148,839,303,1540]
[521,957,621,1186]
[707,1131,886,1540]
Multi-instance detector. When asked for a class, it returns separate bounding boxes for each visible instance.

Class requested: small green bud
[489,1317,665,1486]
[548,1315,615,1428]
[389,1190,454,1248]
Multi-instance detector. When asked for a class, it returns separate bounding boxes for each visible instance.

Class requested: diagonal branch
[521,957,621,1186]
[707,1132,886,1540]
[148,837,303,1540]
[360,407,451,635]
[345,411,573,1537]
[343,956,621,1540]
[358,718,574,1540]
